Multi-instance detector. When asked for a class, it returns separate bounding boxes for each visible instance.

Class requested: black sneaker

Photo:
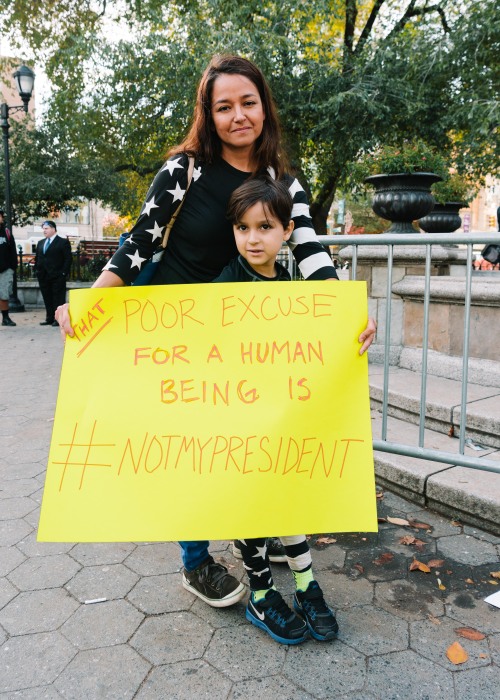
[246,589,308,645]
[232,537,287,563]
[294,581,338,641]
[2,317,16,326]
[182,557,246,608]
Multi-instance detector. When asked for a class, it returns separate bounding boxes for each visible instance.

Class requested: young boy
[213,176,339,645]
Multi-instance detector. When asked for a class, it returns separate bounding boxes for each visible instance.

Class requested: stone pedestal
[17,281,93,308]
[338,244,500,371]
[392,276,500,362]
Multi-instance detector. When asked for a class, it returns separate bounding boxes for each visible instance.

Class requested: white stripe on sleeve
[289,225,317,245]
[288,179,304,197]
[291,202,310,218]
[298,251,334,278]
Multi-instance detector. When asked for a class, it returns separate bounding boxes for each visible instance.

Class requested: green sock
[252,586,276,602]
[292,568,314,592]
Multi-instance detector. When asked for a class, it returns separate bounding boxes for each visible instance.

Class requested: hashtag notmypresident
[116,432,364,482]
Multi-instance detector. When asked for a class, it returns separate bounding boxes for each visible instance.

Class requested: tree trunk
[311,192,335,235]
[310,169,341,235]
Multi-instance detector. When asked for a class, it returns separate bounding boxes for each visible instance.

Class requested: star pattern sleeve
[102,154,191,284]
[285,176,338,280]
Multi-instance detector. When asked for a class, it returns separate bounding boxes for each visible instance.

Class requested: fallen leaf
[455,627,486,641]
[354,563,364,574]
[408,520,433,531]
[479,653,488,659]
[377,517,387,523]
[488,580,499,586]
[373,552,394,566]
[451,520,462,527]
[490,571,500,579]
[399,536,426,547]
[400,535,417,545]
[316,536,337,545]
[446,641,468,665]
[448,425,455,437]
[410,559,431,573]
[465,578,475,585]
[437,578,446,591]
[387,516,410,526]
[427,613,441,625]
[376,491,384,499]
[428,559,445,568]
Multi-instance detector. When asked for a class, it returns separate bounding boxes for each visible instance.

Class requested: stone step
[369,365,500,449]
[370,411,500,535]
[399,347,500,389]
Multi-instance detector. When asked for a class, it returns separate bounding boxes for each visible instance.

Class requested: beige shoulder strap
[161,156,195,249]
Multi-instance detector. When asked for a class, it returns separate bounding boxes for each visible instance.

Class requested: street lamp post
[0,64,35,312]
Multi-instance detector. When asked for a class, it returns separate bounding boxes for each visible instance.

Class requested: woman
[57,54,376,610]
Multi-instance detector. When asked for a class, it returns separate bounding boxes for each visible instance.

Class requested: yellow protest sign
[38,281,377,542]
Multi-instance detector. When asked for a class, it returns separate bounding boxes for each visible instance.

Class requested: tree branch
[435,5,451,33]
[390,0,418,36]
[355,0,387,55]
[115,162,161,176]
[389,2,450,38]
[343,0,358,58]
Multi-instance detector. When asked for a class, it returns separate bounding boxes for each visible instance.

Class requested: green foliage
[0,0,498,231]
[344,195,389,235]
[102,213,133,238]
[0,119,123,224]
[352,140,448,182]
[431,173,477,206]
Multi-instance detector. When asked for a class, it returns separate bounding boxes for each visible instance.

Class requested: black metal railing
[17,244,119,283]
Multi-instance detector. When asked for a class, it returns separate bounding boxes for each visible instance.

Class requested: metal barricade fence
[281,233,500,476]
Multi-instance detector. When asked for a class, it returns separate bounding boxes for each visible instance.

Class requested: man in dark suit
[34,221,72,326]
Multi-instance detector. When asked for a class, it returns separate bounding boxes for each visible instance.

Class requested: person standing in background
[0,209,18,328]
[34,221,72,326]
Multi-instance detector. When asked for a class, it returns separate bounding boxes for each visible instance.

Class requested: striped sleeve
[102,154,190,284]
[285,175,338,280]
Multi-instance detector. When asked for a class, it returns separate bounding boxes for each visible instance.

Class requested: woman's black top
[105,154,337,285]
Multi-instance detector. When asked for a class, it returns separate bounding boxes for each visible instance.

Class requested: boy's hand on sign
[325,277,376,355]
[359,317,377,355]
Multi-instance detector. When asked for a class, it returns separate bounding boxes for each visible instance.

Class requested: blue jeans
[179,540,210,571]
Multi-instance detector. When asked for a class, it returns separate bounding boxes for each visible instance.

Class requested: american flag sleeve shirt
[104,154,338,284]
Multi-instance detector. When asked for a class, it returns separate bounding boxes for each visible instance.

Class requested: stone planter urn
[365,172,442,233]
[418,202,464,233]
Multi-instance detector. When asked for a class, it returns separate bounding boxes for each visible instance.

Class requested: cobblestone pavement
[1,310,499,699]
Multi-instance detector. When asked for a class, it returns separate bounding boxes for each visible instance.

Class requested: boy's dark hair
[227,177,293,229]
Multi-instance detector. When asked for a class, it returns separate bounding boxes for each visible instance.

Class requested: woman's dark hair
[170,54,288,177]
[227,176,293,229]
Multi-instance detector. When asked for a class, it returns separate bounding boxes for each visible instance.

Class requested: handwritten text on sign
[38,282,377,542]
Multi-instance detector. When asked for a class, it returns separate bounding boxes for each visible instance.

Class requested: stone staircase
[368,353,500,535]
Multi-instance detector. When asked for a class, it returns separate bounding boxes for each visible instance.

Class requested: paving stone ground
[1,310,499,699]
